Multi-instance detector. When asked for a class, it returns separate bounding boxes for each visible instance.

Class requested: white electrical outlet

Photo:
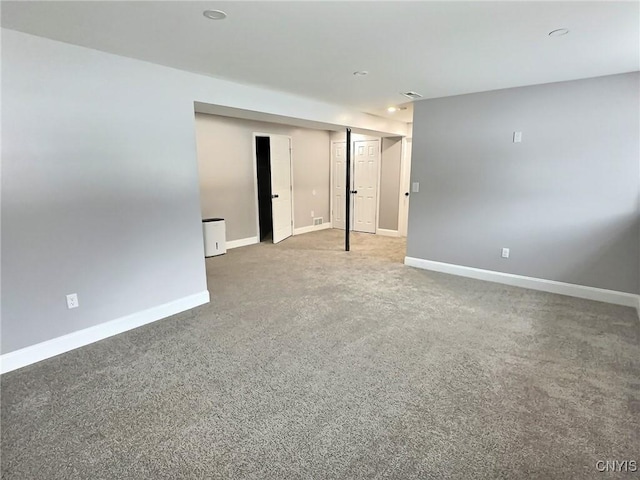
[66,293,79,309]
[501,248,510,259]
[311,210,314,218]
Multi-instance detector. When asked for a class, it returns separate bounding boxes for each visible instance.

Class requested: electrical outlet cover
[66,293,79,309]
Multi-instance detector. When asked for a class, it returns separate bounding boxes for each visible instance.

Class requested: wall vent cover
[313,217,323,226]
[401,91,423,100]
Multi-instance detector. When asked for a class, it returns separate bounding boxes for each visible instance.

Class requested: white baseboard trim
[0,290,210,375]
[377,229,399,237]
[294,223,332,236]
[404,257,639,308]
[226,236,259,250]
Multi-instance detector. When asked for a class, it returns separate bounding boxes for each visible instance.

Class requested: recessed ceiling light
[387,107,397,113]
[203,10,227,20]
[548,28,569,37]
[353,71,369,76]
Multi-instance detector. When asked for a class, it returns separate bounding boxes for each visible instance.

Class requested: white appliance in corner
[202,218,226,257]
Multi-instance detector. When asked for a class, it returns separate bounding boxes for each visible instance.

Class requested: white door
[269,135,293,243]
[332,142,347,230]
[352,140,379,233]
[398,138,412,237]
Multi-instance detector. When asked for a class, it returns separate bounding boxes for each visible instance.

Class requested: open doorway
[253,133,294,244]
[255,136,273,241]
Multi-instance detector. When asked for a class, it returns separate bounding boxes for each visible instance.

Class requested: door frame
[252,132,295,241]
[373,139,382,234]
[398,136,412,237]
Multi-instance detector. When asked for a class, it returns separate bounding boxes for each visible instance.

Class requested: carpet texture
[2,229,639,479]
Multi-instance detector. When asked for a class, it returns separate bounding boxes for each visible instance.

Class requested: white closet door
[332,142,347,230]
[269,135,293,243]
[352,140,379,233]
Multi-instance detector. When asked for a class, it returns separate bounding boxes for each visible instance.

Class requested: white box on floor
[203,218,226,257]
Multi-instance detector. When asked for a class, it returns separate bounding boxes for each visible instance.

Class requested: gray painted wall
[379,137,402,231]
[195,114,331,241]
[1,30,208,353]
[408,72,640,294]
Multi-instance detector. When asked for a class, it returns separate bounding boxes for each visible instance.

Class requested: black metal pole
[345,128,351,252]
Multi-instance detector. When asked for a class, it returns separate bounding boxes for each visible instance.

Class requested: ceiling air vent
[401,91,423,100]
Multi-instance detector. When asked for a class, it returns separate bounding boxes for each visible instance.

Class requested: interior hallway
[1,230,638,479]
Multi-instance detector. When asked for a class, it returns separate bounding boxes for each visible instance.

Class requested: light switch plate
[513,131,522,143]
[412,182,420,193]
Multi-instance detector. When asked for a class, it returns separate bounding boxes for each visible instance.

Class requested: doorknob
[405,192,410,197]
[272,194,279,199]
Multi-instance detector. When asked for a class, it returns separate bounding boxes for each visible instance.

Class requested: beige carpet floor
[2,229,639,479]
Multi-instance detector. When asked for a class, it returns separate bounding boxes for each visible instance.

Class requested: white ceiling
[2,1,638,123]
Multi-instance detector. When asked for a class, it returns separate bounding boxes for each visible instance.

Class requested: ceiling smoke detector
[401,91,423,100]
[203,10,227,20]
